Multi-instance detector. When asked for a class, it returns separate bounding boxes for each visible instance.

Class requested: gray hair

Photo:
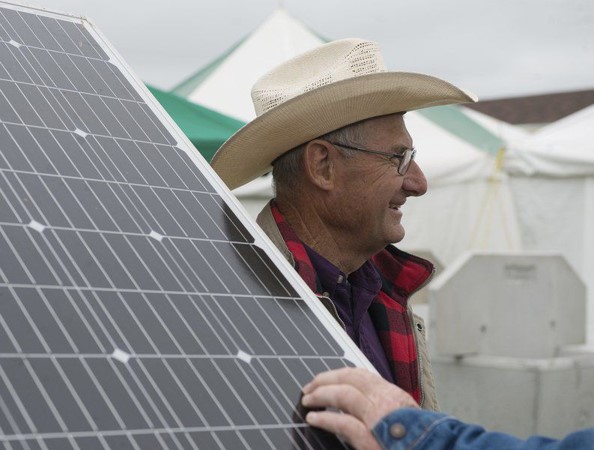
[272,120,368,196]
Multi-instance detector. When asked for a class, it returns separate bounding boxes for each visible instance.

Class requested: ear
[302,140,338,191]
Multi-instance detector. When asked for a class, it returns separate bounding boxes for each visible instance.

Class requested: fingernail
[305,411,318,423]
[301,394,311,406]
[302,382,312,393]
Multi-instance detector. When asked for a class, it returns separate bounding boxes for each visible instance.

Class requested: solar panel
[0,2,373,448]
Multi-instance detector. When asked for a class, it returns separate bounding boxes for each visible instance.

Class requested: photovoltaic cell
[0,2,370,448]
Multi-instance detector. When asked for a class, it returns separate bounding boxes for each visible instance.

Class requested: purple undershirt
[304,245,395,383]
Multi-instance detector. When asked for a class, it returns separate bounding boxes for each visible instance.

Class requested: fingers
[302,384,370,417]
[302,367,420,428]
[306,411,382,450]
[303,367,382,394]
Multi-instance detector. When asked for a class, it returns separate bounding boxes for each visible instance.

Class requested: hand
[301,367,419,450]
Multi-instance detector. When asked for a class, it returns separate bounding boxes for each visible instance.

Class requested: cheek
[339,166,399,208]
[378,178,404,200]
[357,181,400,212]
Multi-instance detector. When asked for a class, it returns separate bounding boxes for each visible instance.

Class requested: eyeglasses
[327,141,416,175]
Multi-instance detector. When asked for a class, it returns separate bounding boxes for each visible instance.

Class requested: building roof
[464,89,594,125]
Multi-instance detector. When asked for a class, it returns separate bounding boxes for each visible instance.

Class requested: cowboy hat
[211,38,477,190]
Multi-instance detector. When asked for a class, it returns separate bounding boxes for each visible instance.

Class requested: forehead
[361,113,411,146]
[363,112,406,130]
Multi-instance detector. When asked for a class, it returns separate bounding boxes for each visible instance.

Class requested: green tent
[146,85,245,162]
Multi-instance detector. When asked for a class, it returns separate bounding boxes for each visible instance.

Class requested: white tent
[506,105,594,341]
[172,9,325,121]
[506,104,594,176]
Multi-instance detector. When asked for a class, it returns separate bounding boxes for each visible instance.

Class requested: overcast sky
[33,0,594,101]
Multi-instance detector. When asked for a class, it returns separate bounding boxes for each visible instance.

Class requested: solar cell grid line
[0,1,378,449]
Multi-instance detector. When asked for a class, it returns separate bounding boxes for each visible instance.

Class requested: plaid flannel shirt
[270,202,432,403]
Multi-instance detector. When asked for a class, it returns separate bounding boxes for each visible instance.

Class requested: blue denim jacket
[373,408,594,450]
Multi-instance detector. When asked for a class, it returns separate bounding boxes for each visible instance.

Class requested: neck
[275,196,372,274]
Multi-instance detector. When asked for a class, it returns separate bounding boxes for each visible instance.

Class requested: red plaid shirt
[270,202,432,403]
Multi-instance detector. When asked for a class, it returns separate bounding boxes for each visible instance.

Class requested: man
[211,38,476,410]
[301,367,594,450]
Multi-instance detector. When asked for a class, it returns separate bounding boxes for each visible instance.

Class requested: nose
[402,160,427,197]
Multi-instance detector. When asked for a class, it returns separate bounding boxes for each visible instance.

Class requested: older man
[211,38,476,410]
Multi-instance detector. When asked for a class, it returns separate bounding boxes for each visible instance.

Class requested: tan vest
[256,203,439,411]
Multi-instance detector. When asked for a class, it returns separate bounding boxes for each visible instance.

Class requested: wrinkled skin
[302,367,419,450]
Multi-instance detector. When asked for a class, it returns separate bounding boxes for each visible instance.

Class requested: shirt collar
[303,243,382,300]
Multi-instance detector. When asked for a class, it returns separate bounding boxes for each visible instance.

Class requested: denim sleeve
[372,408,594,450]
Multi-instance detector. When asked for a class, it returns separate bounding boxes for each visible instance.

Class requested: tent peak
[172,5,327,121]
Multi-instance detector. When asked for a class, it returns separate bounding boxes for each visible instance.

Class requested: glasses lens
[398,149,415,175]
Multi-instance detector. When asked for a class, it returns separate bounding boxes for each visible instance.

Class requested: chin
[387,226,405,244]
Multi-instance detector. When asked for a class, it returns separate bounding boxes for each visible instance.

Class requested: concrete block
[429,252,586,358]
[433,355,594,439]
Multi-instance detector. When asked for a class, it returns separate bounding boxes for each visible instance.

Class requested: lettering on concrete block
[504,264,537,282]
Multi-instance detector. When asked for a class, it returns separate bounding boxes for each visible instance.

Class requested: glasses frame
[327,141,416,175]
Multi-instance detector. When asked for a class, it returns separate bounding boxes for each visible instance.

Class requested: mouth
[389,201,404,211]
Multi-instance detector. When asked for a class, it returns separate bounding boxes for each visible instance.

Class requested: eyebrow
[389,144,413,153]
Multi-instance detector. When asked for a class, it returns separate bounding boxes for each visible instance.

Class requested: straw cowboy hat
[211,38,477,190]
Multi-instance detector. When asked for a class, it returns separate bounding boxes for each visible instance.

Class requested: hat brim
[211,72,477,190]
